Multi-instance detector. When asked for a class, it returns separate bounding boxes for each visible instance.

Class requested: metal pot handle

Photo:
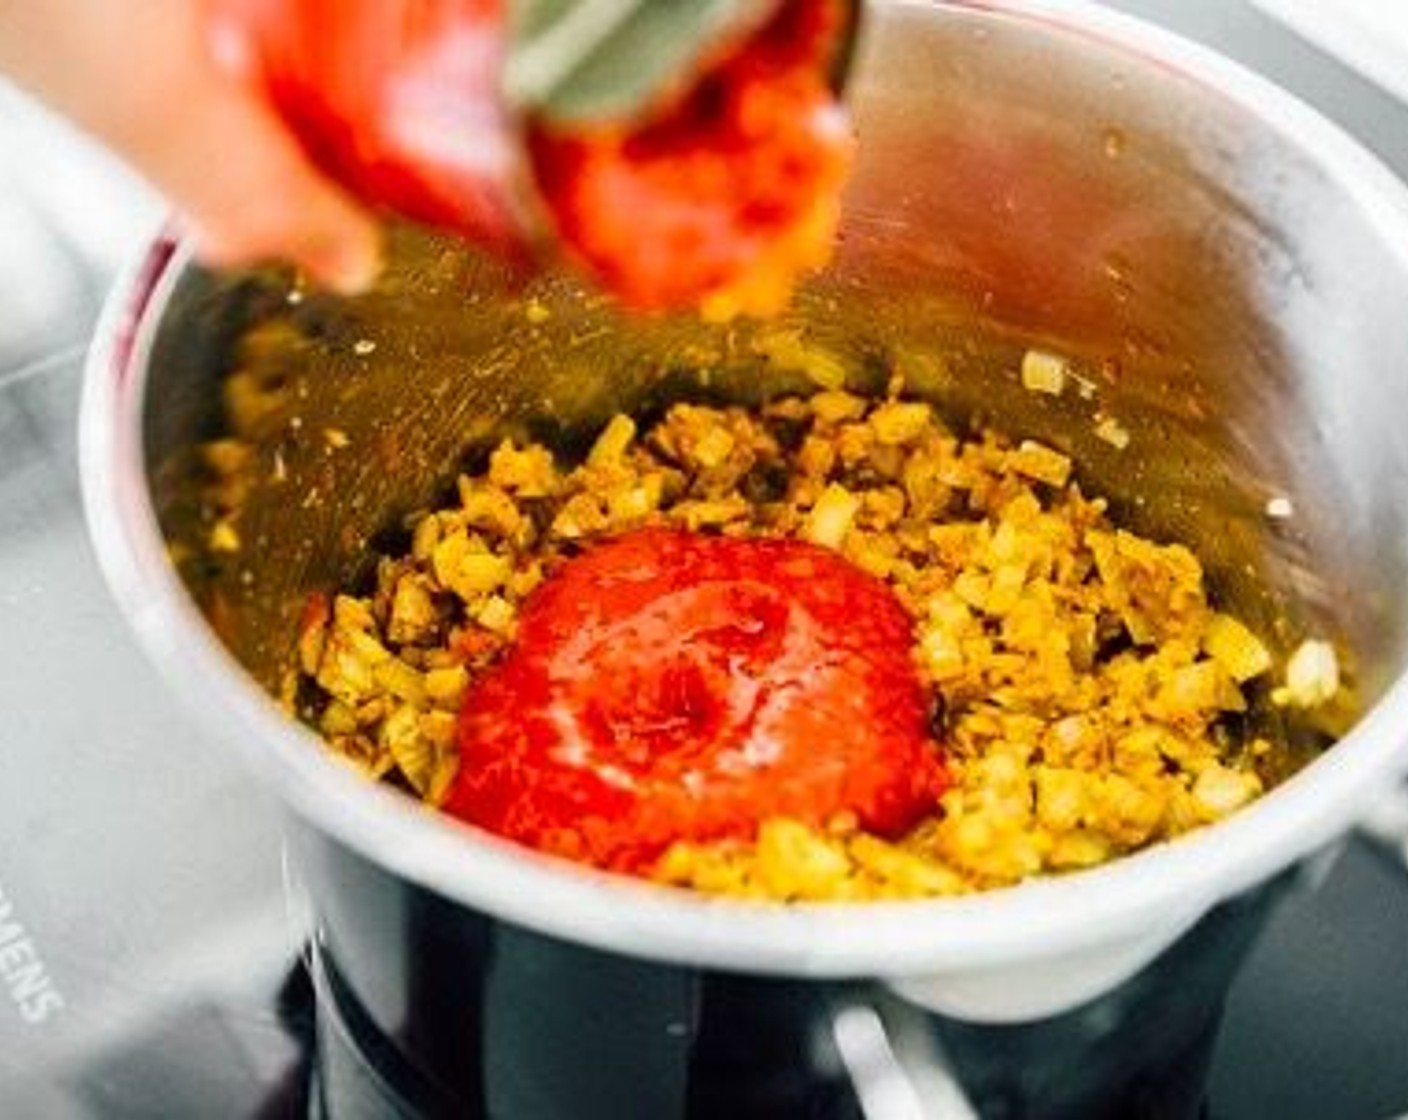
[827,996,979,1120]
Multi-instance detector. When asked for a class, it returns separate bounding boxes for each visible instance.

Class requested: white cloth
[0,81,160,376]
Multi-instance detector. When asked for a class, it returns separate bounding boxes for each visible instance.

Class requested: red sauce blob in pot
[446,529,949,871]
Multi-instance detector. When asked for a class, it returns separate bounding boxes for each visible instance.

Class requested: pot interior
[141,3,1408,844]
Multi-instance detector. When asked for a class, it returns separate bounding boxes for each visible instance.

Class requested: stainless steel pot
[80,0,1408,1100]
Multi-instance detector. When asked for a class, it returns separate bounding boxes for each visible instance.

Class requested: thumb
[159,85,384,294]
[0,0,382,292]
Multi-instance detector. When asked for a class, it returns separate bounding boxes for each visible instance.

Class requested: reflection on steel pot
[81,0,1408,1113]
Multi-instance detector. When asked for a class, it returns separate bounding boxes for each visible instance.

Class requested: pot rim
[80,0,1408,978]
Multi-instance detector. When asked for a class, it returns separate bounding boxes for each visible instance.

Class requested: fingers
[0,0,384,293]
[164,88,385,294]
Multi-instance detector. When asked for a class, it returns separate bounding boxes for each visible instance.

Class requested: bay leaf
[506,0,776,123]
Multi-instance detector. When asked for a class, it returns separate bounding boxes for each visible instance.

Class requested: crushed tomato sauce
[445,529,949,871]
[527,0,853,314]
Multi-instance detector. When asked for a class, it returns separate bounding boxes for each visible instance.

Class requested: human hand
[0,0,382,293]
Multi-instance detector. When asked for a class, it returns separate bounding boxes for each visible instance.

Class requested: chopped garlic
[1010,440,1072,487]
[424,665,469,709]
[381,705,435,793]
[692,425,736,469]
[489,441,560,497]
[756,819,851,900]
[1193,764,1262,816]
[869,401,933,446]
[1021,349,1068,395]
[387,575,438,645]
[810,390,866,425]
[1265,496,1294,520]
[209,519,241,553]
[477,595,517,636]
[587,414,637,467]
[1274,640,1340,708]
[432,532,510,600]
[373,658,426,706]
[804,483,860,549]
[1203,613,1272,682]
[1094,415,1131,449]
